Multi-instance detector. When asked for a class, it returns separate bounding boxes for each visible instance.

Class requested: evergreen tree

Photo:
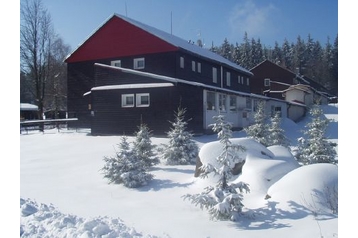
[160,107,199,165]
[294,103,337,165]
[101,136,154,188]
[267,111,290,148]
[183,115,249,221]
[244,100,270,146]
[132,123,159,169]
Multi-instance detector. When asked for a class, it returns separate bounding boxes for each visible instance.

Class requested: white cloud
[229,0,279,41]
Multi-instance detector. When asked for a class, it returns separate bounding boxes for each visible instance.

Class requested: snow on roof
[20,103,38,111]
[66,13,252,77]
[92,83,174,91]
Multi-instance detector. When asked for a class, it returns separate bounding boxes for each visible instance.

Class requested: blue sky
[39,0,338,51]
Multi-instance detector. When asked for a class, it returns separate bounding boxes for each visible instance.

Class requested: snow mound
[199,138,274,166]
[266,163,338,214]
[20,198,158,238]
[236,145,299,192]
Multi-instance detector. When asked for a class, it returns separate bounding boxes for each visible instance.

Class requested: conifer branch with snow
[293,103,337,165]
[183,115,249,221]
[160,107,199,165]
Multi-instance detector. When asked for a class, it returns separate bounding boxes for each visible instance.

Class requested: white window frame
[264,78,270,87]
[134,58,145,69]
[180,57,184,68]
[229,95,237,112]
[111,60,121,67]
[136,93,150,107]
[121,94,135,107]
[212,67,217,83]
[219,94,227,113]
[197,62,201,73]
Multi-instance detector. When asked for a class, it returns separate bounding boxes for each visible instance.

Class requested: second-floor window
[134,58,145,69]
[180,57,184,68]
[192,61,196,72]
[226,72,231,86]
[212,67,217,83]
[197,62,201,73]
[111,60,121,67]
[264,78,270,86]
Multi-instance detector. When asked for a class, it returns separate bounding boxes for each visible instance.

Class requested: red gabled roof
[65,14,253,76]
[65,15,178,63]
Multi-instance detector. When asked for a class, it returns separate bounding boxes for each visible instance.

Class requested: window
[264,78,270,87]
[180,57,184,68]
[246,97,252,110]
[192,61,196,71]
[246,77,250,86]
[197,62,201,73]
[229,95,236,112]
[111,60,121,67]
[271,106,282,117]
[212,67,217,83]
[122,94,134,107]
[219,94,227,113]
[136,93,150,107]
[206,91,216,110]
[134,58,145,69]
[226,72,231,86]
[238,76,241,84]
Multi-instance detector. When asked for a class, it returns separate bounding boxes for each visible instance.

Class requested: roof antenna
[125,2,128,17]
[171,11,173,35]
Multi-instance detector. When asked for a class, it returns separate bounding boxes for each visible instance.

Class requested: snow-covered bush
[183,115,250,221]
[101,136,154,188]
[267,111,290,148]
[160,107,199,165]
[293,104,337,165]
[244,100,270,146]
[132,123,159,168]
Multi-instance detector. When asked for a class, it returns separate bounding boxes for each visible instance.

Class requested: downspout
[220,65,223,88]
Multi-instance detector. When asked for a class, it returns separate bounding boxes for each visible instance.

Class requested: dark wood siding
[90,82,204,136]
[175,52,251,93]
[250,60,296,98]
[91,86,175,135]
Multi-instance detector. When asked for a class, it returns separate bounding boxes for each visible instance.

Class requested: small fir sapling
[267,111,290,148]
[244,100,270,146]
[183,115,250,221]
[160,107,199,165]
[293,103,337,165]
[132,123,159,169]
[101,136,154,188]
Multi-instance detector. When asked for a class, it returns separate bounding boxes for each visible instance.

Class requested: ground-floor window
[121,93,150,108]
[271,105,282,117]
[121,94,135,107]
[229,95,237,112]
[206,91,216,110]
[219,94,227,113]
[136,93,150,107]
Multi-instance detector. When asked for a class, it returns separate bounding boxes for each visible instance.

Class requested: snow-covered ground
[19,104,339,238]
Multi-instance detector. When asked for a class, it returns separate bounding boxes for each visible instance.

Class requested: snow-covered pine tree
[132,123,159,169]
[160,107,199,165]
[267,111,290,147]
[244,100,270,146]
[294,103,337,165]
[101,136,154,188]
[183,115,249,221]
